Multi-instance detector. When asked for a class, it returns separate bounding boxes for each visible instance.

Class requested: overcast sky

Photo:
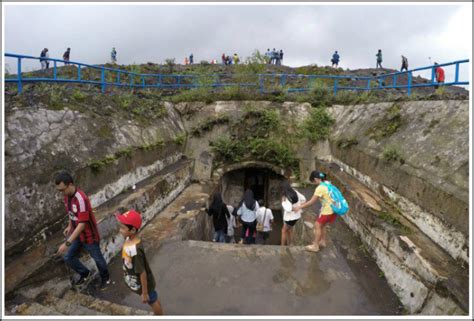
[4,4,472,81]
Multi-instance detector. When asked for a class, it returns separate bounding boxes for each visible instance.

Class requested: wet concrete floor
[95,219,403,315]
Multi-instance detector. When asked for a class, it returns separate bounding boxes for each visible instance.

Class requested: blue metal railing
[4,53,469,95]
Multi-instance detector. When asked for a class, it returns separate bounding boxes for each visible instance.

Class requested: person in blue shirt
[331,51,340,68]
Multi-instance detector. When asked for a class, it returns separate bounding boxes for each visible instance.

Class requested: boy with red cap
[116,209,163,315]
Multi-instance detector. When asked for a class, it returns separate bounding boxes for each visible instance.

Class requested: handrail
[4,52,469,95]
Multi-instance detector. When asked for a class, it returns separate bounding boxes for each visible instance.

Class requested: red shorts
[317,214,337,225]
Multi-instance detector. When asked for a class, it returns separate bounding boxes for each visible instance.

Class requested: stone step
[317,160,468,314]
[38,294,107,315]
[62,290,152,315]
[15,302,63,315]
[5,158,193,294]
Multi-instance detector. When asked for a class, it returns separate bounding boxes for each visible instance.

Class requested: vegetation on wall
[366,103,404,141]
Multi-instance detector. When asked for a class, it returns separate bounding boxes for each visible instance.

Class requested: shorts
[317,214,337,225]
[258,231,270,240]
[284,219,299,227]
[147,290,159,304]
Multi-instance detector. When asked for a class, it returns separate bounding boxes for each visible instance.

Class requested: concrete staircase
[13,282,152,316]
[5,157,193,296]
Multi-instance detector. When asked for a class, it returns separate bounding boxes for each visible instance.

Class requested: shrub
[299,107,335,142]
[381,146,405,164]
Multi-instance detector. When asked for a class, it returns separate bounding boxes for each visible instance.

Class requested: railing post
[280,74,286,88]
[259,75,264,94]
[17,57,22,94]
[101,66,105,93]
[378,77,382,88]
[130,74,134,89]
[53,61,57,80]
[77,65,81,81]
[117,72,120,85]
[367,79,371,92]
[333,78,338,96]
[407,72,412,96]
[455,63,460,83]
[431,67,435,83]
[177,75,181,88]
[142,76,145,88]
[158,74,162,88]
[393,75,397,88]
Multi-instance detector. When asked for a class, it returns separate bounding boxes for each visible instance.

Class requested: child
[293,171,336,253]
[115,209,163,315]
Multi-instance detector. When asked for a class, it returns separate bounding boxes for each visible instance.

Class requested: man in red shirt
[55,172,110,289]
[434,62,445,89]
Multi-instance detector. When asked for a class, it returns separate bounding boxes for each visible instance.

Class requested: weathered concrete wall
[175,101,314,182]
[327,100,469,262]
[4,102,186,256]
[315,161,467,315]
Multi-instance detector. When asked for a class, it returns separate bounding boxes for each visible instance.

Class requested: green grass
[173,133,187,145]
[366,103,404,141]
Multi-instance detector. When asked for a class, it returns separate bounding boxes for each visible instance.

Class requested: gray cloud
[4,4,471,82]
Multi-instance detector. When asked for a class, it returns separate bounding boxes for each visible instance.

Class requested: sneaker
[305,244,320,253]
[98,278,111,291]
[72,271,91,286]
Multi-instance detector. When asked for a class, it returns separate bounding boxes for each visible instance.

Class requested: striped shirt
[64,188,100,244]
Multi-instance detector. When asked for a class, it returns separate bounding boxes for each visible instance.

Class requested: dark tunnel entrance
[220,166,287,245]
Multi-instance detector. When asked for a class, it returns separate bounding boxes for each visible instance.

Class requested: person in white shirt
[237,189,259,244]
[256,204,274,244]
[225,205,237,243]
[281,181,306,246]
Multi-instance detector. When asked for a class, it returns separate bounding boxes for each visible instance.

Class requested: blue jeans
[213,229,226,243]
[64,239,109,281]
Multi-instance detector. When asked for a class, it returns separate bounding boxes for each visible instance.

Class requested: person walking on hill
[331,51,340,68]
[376,49,383,69]
[40,48,49,70]
[63,48,71,65]
[233,53,240,64]
[434,62,445,89]
[279,50,284,65]
[111,47,117,64]
[400,55,408,72]
[265,48,271,64]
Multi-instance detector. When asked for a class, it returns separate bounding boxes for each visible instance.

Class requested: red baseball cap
[115,209,142,230]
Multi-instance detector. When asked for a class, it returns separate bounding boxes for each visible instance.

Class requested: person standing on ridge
[331,51,340,68]
[111,47,117,64]
[400,55,408,72]
[279,49,284,65]
[40,48,49,70]
[63,48,71,65]
[376,49,383,69]
[189,53,194,65]
[434,62,445,89]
